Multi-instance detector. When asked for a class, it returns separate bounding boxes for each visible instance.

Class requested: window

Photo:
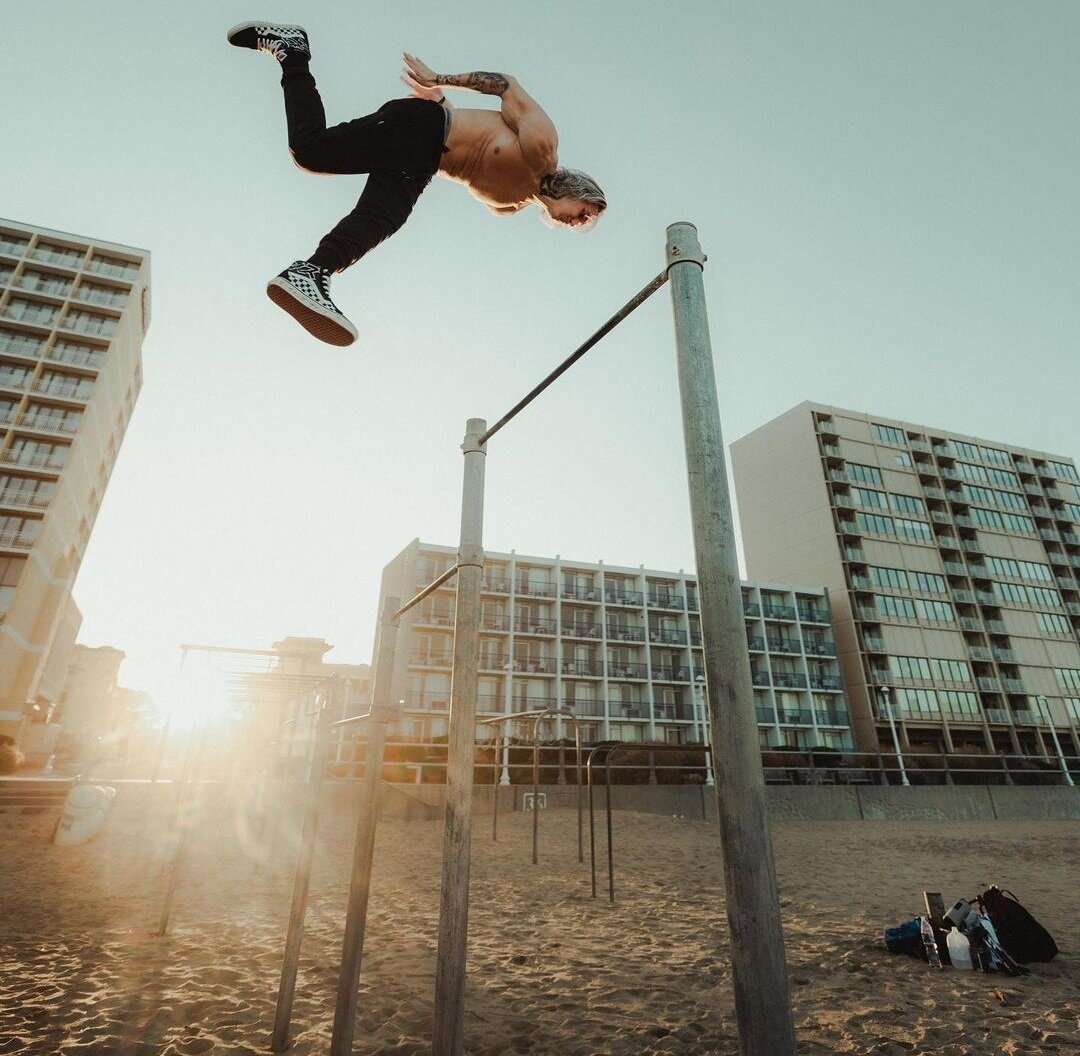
[938,690,980,715]
[992,581,1061,608]
[987,556,1052,582]
[1002,512,1036,534]
[33,242,85,268]
[963,484,995,505]
[870,566,908,590]
[848,462,883,486]
[995,490,1027,510]
[915,598,955,622]
[987,467,1019,489]
[982,447,1011,467]
[890,493,925,516]
[1064,504,1080,522]
[955,461,989,484]
[891,656,971,684]
[0,233,30,257]
[876,594,917,620]
[895,687,940,714]
[954,441,980,461]
[894,452,912,468]
[971,507,1004,530]
[852,486,887,509]
[4,297,60,326]
[856,511,893,535]
[1038,612,1071,635]
[872,423,906,446]
[893,517,933,541]
[1055,668,1080,692]
[61,309,116,337]
[17,270,72,297]
[909,571,947,594]
[1048,461,1079,482]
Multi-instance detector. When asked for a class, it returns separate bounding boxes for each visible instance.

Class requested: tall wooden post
[667,221,798,1055]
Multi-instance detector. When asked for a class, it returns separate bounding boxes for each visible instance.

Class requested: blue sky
[5,1,1079,701]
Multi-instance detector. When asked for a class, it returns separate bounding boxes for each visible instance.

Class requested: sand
[1,793,1077,1055]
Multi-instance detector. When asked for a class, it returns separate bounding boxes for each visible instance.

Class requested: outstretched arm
[402,53,558,175]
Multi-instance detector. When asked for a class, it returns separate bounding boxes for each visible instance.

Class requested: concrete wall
[5,778,1079,826]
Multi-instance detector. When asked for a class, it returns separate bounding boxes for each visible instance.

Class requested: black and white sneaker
[226,21,311,63]
[266,261,358,346]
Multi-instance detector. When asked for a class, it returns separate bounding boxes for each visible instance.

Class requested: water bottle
[947,928,973,970]
[920,916,943,968]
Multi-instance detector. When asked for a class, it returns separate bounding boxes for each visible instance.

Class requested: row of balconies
[0,336,106,371]
[746,635,837,657]
[751,671,844,691]
[0,238,140,281]
[0,374,93,401]
[469,576,694,610]
[410,651,701,681]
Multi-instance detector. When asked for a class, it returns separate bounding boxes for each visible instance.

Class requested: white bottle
[947,928,973,970]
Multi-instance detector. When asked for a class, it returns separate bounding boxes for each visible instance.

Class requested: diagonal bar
[479,271,669,445]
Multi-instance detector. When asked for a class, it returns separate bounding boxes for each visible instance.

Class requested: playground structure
[195,221,799,1056]
[317,223,797,1056]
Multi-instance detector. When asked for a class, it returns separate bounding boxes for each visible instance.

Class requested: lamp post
[880,686,909,787]
[1037,695,1074,787]
[694,675,715,787]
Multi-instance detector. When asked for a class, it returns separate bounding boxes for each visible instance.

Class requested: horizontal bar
[479,270,670,445]
[393,564,460,624]
[331,711,371,729]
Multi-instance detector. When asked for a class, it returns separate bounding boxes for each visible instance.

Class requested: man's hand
[403,53,439,89]
[401,69,444,103]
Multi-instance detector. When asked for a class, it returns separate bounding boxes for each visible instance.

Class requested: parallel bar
[479,271,669,445]
[432,419,487,1056]
[272,686,336,1051]
[667,221,797,1056]
[329,597,400,1056]
[394,564,460,624]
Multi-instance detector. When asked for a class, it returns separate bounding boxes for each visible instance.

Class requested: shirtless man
[227,21,606,346]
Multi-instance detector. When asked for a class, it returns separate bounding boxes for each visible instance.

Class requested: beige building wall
[0,220,149,743]
[732,401,1080,762]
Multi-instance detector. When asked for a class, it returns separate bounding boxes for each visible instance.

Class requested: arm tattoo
[436,71,510,96]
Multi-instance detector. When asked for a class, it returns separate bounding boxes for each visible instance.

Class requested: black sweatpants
[280,64,447,273]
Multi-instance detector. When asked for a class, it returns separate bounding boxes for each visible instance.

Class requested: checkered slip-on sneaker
[226,21,310,63]
[266,261,358,347]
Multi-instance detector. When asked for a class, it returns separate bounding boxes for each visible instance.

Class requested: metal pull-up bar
[478,270,670,445]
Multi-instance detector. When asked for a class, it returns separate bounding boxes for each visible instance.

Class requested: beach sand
[1,793,1077,1055]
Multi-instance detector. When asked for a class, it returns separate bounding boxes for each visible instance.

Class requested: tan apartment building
[731,401,1080,764]
[0,220,149,745]
[375,540,851,753]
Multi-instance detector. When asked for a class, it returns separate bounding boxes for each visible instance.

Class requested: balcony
[514,617,558,636]
[1040,529,1060,542]
[862,636,886,652]
[977,677,1001,692]
[931,511,952,525]
[849,575,870,590]
[689,630,702,646]
[0,450,66,471]
[809,675,843,691]
[519,582,557,598]
[1011,710,1037,725]
[481,578,510,593]
[560,658,603,677]
[608,704,647,720]
[755,706,777,724]
[652,665,692,682]
[18,414,81,435]
[985,708,1011,724]
[414,611,454,629]
[649,629,687,645]
[32,379,92,401]
[0,529,36,550]
[509,656,557,674]
[561,585,600,602]
[804,641,837,657]
[562,622,603,639]
[943,561,967,575]
[606,625,645,642]
[966,646,991,661]
[604,589,643,606]
[746,636,765,651]
[855,607,880,621]
[766,637,802,654]
[762,604,797,621]
[0,490,51,510]
[799,607,828,623]
[410,651,453,668]
[743,602,761,617]
[752,671,770,687]
[923,486,946,500]
[647,593,684,610]
[50,345,105,370]
[985,619,1007,633]
[778,709,814,725]
[952,590,974,603]
[843,546,865,562]
[1002,678,1025,692]
[772,672,808,689]
[608,662,648,680]
[815,710,850,726]
[479,614,509,632]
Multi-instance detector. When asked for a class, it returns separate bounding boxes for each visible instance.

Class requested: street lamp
[880,686,910,787]
[694,675,715,787]
[1036,695,1074,787]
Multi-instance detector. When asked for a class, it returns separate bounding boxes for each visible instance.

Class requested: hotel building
[0,220,149,744]
[731,402,1080,761]
[376,540,851,752]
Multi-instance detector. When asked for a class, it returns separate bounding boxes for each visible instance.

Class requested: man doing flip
[228,21,607,346]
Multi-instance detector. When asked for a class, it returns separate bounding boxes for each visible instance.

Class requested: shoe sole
[226,21,308,47]
[267,279,357,347]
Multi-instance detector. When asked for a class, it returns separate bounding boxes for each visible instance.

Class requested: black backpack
[975,886,1058,964]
